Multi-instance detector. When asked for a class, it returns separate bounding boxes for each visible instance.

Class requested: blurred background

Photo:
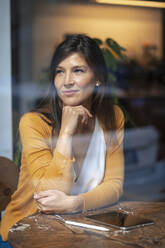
[1,0,165,202]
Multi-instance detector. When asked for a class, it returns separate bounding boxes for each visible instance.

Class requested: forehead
[58,52,88,67]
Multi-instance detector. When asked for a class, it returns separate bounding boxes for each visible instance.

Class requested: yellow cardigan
[0,105,124,241]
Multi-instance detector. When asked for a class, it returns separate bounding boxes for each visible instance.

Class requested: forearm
[56,133,73,159]
[80,179,123,211]
[31,149,75,194]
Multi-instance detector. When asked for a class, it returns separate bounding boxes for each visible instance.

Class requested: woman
[0,34,124,241]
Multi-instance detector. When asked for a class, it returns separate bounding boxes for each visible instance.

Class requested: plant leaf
[106,38,126,60]
[93,38,103,45]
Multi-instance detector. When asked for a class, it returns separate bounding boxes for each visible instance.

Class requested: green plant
[94,37,126,102]
[94,38,134,126]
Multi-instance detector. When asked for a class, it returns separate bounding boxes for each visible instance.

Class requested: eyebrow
[56,66,63,69]
[56,65,88,69]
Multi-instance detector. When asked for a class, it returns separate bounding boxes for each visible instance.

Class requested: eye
[56,69,64,74]
[74,68,84,73]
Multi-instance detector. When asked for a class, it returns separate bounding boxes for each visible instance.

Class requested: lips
[62,90,79,96]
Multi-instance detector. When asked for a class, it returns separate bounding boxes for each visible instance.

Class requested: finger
[36,201,55,214]
[81,114,88,124]
[75,108,89,124]
[36,194,58,207]
[34,194,46,200]
[36,201,43,211]
[76,110,87,124]
[84,108,93,118]
[36,196,50,205]
[78,106,93,118]
[34,190,54,199]
[75,105,92,118]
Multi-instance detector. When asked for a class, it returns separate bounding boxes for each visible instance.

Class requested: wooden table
[8,202,165,248]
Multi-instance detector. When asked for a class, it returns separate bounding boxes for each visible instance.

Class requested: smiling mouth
[62,90,79,96]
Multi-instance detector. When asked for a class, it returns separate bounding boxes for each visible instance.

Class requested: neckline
[73,118,99,182]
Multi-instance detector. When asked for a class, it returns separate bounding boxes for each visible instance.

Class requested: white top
[71,118,106,195]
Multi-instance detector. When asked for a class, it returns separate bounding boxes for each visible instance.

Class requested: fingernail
[34,193,37,199]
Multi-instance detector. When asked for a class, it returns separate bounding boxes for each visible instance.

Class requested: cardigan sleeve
[19,112,75,194]
[80,105,125,211]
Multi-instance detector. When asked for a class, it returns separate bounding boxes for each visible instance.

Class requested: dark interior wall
[11,0,34,158]
[163,9,165,60]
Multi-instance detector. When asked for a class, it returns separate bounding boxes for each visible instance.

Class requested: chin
[63,100,82,107]
[61,96,84,107]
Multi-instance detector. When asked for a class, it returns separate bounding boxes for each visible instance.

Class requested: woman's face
[54,52,96,108]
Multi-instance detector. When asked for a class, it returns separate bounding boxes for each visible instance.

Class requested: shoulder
[20,112,43,124]
[114,104,124,119]
[19,112,51,130]
[100,105,124,147]
[113,105,125,129]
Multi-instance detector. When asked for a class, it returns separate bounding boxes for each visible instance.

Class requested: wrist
[56,133,73,159]
[59,132,73,140]
[70,195,84,213]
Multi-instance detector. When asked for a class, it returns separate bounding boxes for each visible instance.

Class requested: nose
[64,72,74,88]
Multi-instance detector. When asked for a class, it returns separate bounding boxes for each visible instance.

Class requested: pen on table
[54,215,109,232]
[65,220,109,232]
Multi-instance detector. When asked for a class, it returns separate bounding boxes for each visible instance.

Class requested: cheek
[54,78,61,91]
[80,82,96,99]
[76,75,96,89]
[53,80,62,100]
[84,80,96,93]
[54,78,57,88]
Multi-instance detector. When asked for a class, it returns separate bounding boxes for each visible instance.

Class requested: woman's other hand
[60,105,92,137]
[34,190,84,214]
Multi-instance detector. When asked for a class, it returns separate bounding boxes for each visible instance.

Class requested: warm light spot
[94,0,165,8]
